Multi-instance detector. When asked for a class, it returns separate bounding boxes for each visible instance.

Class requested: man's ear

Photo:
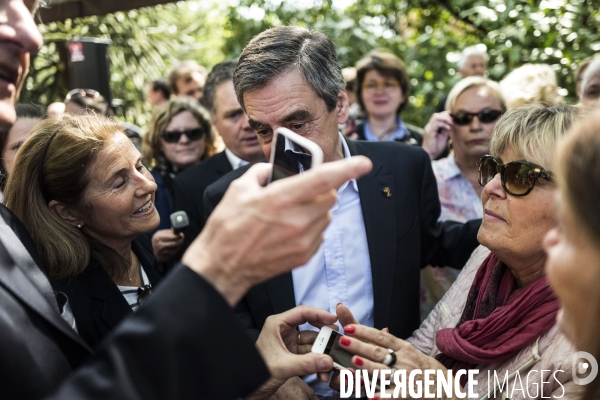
[336,90,350,125]
[48,200,83,227]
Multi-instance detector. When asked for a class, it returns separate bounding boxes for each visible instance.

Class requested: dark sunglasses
[478,155,553,196]
[137,285,152,305]
[450,109,503,125]
[160,127,205,143]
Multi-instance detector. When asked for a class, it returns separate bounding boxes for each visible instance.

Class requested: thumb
[337,303,359,327]
[238,162,272,187]
[284,353,333,378]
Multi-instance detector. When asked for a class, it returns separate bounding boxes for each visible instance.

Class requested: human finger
[337,334,394,366]
[236,162,273,188]
[344,324,402,351]
[267,156,372,204]
[336,303,359,327]
[283,353,334,378]
[277,305,337,329]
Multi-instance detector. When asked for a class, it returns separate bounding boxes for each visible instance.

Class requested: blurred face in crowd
[361,69,404,120]
[146,85,167,106]
[477,147,556,280]
[3,116,38,174]
[160,110,205,169]
[213,80,262,162]
[77,133,160,250]
[244,69,349,163]
[460,54,487,78]
[580,72,600,109]
[544,193,600,353]
[176,72,205,101]
[450,86,503,163]
[0,0,43,130]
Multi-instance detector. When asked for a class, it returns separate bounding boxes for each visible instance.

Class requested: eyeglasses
[362,80,400,92]
[450,109,503,125]
[160,127,205,143]
[137,285,152,304]
[478,155,553,196]
[65,88,102,101]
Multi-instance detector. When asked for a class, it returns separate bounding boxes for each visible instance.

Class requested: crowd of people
[1,1,600,399]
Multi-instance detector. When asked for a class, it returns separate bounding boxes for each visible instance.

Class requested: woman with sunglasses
[333,104,583,398]
[3,114,163,348]
[352,50,423,145]
[420,77,505,319]
[142,97,216,265]
[544,114,600,400]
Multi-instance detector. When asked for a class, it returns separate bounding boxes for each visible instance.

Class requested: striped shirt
[117,265,150,312]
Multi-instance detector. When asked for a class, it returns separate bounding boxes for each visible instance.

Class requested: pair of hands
[422,111,453,160]
[247,303,364,399]
[331,304,456,399]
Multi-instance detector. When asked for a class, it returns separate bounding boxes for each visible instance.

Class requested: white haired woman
[420,77,506,318]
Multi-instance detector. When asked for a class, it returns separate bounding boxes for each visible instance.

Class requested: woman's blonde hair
[499,63,563,110]
[142,97,215,168]
[445,76,505,111]
[3,114,128,280]
[489,103,582,169]
[555,113,600,400]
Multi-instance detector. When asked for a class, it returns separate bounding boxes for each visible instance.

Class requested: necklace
[128,252,138,283]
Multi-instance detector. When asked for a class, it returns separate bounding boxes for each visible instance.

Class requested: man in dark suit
[0,3,372,398]
[174,60,265,256]
[203,26,481,398]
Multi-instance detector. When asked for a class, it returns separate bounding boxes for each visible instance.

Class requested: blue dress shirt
[292,133,374,398]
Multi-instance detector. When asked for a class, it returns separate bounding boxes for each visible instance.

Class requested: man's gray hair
[457,45,488,70]
[201,60,237,116]
[233,26,345,112]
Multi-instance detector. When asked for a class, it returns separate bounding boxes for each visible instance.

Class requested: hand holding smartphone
[311,326,354,370]
[269,127,324,184]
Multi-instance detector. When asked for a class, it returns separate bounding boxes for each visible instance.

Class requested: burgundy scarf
[435,253,560,387]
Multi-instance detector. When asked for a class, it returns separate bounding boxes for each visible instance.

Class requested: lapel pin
[383,187,392,198]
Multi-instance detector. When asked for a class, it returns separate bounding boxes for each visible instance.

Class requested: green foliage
[21,0,600,128]
[222,0,600,126]
[21,1,228,126]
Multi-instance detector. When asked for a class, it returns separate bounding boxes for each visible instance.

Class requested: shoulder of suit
[205,162,255,200]
[349,137,429,162]
[175,151,228,184]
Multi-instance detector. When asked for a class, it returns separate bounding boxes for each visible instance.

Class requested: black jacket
[203,138,480,340]
[173,151,233,257]
[0,204,269,399]
[52,235,163,349]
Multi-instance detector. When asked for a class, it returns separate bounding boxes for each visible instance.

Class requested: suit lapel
[0,219,89,347]
[85,266,133,329]
[346,139,398,329]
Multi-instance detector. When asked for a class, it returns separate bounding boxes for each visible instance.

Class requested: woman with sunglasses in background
[351,50,423,145]
[3,114,163,349]
[142,97,216,267]
[419,77,505,318]
[334,104,583,398]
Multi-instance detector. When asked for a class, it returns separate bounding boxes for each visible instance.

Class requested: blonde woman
[142,97,216,265]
